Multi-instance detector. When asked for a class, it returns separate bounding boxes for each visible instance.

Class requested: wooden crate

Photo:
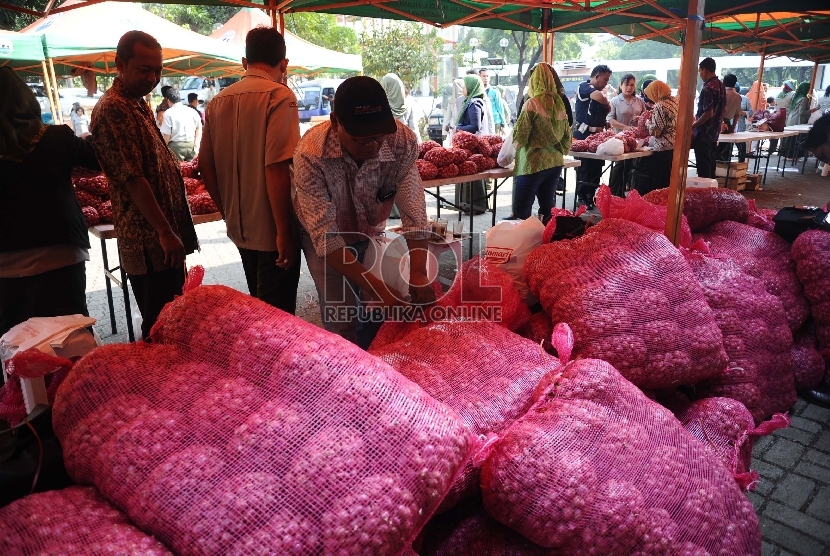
[744,173,762,191]
[715,161,748,179]
[717,176,746,191]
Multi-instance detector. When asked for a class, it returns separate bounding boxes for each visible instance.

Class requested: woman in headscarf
[636,80,678,195]
[455,75,486,134]
[748,81,766,112]
[0,67,100,337]
[778,79,797,100]
[508,63,571,221]
[787,82,812,127]
[381,73,420,143]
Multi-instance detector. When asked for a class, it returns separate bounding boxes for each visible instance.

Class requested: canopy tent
[211,8,362,75]
[19,0,243,77]
[0,30,45,69]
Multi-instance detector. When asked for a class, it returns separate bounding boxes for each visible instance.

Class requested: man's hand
[159,229,185,268]
[409,271,436,306]
[276,233,297,269]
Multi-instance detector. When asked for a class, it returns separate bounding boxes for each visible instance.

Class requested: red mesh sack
[516,312,554,355]
[419,497,550,556]
[98,200,113,223]
[75,189,102,211]
[419,140,441,158]
[643,187,750,232]
[187,192,218,215]
[792,230,830,349]
[744,200,776,232]
[524,218,727,389]
[468,153,487,172]
[371,321,562,509]
[479,134,503,147]
[438,163,459,178]
[570,139,588,152]
[417,159,439,181]
[696,220,810,332]
[585,130,615,152]
[449,147,471,164]
[662,394,789,491]
[686,251,797,424]
[0,486,172,554]
[480,357,761,554]
[481,157,497,170]
[457,160,478,176]
[180,161,195,178]
[632,108,653,139]
[791,325,826,390]
[81,205,100,227]
[596,185,692,247]
[75,174,110,197]
[425,147,454,168]
[452,130,479,151]
[71,166,102,180]
[54,285,474,555]
[183,177,204,195]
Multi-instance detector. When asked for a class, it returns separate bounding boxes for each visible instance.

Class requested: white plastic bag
[596,137,625,156]
[497,130,516,167]
[362,234,411,302]
[484,217,545,306]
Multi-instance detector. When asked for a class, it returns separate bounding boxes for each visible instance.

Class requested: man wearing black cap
[293,75,433,348]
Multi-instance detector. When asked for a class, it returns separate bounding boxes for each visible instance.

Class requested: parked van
[178,76,240,105]
[296,79,345,122]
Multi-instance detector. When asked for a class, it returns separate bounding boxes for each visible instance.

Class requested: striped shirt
[293,120,429,258]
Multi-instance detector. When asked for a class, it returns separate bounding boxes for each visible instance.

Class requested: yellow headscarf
[644,80,672,103]
[528,63,561,113]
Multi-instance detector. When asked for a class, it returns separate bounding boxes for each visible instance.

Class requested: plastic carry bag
[596,137,625,156]
[497,131,516,167]
[362,234,411,301]
[484,217,545,306]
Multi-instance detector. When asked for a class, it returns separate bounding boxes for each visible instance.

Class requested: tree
[360,22,443,90]
[553,33,594,61]
[285,12,359,55]
[1,0,45,31]
[144,4,237,35]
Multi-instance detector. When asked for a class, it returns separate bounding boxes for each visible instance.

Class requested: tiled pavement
[83,156,830,554]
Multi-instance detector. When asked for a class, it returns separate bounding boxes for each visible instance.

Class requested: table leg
[436,186,441,218]
[469,189,474,260]
[100,237,117,335]
[492,178,499,228]
[725,157,731,190]
[560,169,566,210]
[118,253,135,342]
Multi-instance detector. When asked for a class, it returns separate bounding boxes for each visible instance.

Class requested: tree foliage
[285,12,359,55]
[0,0,44,31]
[144,4,238,35]
[360,22,442,90]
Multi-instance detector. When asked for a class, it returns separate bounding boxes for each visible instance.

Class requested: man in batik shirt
[91,31,197,339]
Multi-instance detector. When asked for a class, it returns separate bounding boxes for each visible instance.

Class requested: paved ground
[83,152,830,554]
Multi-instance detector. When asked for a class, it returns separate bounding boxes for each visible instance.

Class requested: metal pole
[664,0,705,246]
[807,61,819,103]
[754,47,766,110]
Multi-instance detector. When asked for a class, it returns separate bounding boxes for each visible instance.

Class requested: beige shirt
[722,89,744,127]
[199,68,300,252]
[161,103,202,143]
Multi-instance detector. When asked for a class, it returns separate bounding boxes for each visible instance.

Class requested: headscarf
[791,82,810,111]
[381,73,407,120]
[0,67,47,161]
[529,63,561,113]
[640,79,654,103]
[748,81,766,112]
[457,75,484,125]
[778,79,796,99]
[644,80,672,103]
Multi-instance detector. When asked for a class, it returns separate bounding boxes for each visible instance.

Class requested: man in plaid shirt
[293,76,433,348]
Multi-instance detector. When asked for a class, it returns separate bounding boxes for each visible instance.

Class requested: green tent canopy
[0,30,45,71]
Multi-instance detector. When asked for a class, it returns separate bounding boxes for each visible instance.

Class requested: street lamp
[497,37,509,86]
[469,37,479,70]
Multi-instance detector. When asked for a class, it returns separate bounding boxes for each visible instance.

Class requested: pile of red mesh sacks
[596,185,692,247]
[695,220,810,332]
[416,132,503,180]
[480,357,761,554]
[524,218,727,389]
[643,187,750,232]
[0,486,172,555]
[53,284,475,555]
[792,230,830,355]
[371,320,563,510]
[660,393,789,490]
[685,251,798,424]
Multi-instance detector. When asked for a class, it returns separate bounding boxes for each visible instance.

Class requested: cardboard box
[744,173,762,191]
[715,161,748,178]
[717,177,746,191]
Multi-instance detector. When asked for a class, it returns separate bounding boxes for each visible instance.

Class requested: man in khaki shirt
[718,73,744,162]
[200,27,301,313]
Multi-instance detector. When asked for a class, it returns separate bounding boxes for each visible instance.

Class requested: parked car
[179,76,239,105]
[296,79,344,122]
[27,83,90,123]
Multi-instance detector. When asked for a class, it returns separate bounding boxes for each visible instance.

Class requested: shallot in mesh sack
[745,199,776,232]
[371,320,563,510]
[695,220,809,332]
[643,187,749,232]
[661,393,789,490]
[0,486,172,555]
[685,251,797,424]
[480,357,761,554]
[524,218,727,389]
[596,185,692,247]
[54,285,475,556]
[791,324,826,390]
[792,229,830,350]
[419,496,551,556]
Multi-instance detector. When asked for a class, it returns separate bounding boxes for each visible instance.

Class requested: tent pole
[48,57,63,124]
[549,32,555,63]
[664,0,705,246]
[270,0,277,28]
[279,11,285,34]
[41,60,60,125]
[807,60,819,102]
[754,47,766,109]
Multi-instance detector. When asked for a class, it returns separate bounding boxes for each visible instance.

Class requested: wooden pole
[807,61,819,104]
[48,57,64,124]
[269,0,277,28]
[548,32,555,63]
[41,60,59,125]
[753,47,766,110]
[278,11,285,34]
[664,0,705,246]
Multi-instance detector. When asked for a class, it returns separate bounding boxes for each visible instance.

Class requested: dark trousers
[128,263,185,339]
[238,247,301,315]
[576,158,604,202]
[717,142,733,162]
[693,137,717,178]
[0,262,88,338]
[608,161,627,197]
[634,149,674,196]
[513,166,562,220]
